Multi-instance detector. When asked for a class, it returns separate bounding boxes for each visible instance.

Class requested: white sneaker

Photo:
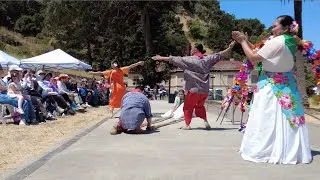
[57,107,65,114]
[85,103,91,107]
[17,108,24,114]
[52,111,58,117]
[19,119,27,126]
[47,112,53,118]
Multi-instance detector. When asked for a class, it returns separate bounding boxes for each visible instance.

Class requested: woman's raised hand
[152,55,162,61]
[232,31,246,43]
[138,61,145,66]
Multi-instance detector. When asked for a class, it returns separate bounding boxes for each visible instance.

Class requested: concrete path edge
[4,111,117,180]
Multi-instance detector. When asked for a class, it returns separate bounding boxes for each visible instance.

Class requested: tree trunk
[142,6,152,56]
[86,38,93,66]
[294,0,308,105]
[168,73,171,94]
[295,51,308,104]
[294,0,303,38]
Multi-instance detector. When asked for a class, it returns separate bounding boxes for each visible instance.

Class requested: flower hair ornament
[290,21,299,34]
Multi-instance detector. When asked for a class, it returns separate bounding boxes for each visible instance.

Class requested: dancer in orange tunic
[90,60,144,116]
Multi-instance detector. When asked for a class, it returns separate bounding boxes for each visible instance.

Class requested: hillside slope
[178,15,213,54]
[0,27,97,78]
[0,27,53,59]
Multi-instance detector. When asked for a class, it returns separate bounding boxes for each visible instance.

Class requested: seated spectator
[97,81,108,106]
[110,86,154,135]
[0,64,37,125]
[23,70,55,121]
[67,78,78,92]
[87,81,100,107]
[104,79,111,104]
[38,72,74,115]
[7,71,28,115]
[2,68,12,85]
[57,74,84,111]
[79,82,91,107]
[50,77,75,115]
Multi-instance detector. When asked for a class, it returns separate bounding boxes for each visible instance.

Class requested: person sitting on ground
[110,86,154,135]
[161,89,188,120]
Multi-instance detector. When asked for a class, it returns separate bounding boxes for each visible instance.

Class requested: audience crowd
[0,64,110,125]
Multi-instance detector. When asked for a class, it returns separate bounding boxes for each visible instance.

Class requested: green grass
[0,27,53,59]
[0,27,98,78]
[178,15,213,54]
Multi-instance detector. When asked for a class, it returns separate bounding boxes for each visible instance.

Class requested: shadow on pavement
[191,127,238,131]
[124,129,160,135]
[311,149,320,157]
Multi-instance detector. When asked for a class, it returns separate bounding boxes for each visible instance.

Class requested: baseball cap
[8,65,22,71]
[58,74,69,79]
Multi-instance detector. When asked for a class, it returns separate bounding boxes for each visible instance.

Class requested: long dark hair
[178,89,185,100]
[111,60,121,68]
[195,44,206,54]
[276,15,297,35]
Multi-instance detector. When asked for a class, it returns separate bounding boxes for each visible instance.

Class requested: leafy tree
[0,0,43,32]
[43,1,188,86]
[14,14,44,36]
[235,19,265,38]
[188,19,207,40]
[0,0,272,87]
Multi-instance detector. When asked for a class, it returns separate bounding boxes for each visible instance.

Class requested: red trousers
[183,92,208,126]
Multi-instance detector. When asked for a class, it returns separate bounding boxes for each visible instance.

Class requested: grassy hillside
[178,15,213,54]
[0,27,99,79]
[0,27,53,59]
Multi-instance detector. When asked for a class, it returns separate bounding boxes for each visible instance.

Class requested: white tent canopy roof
[0,51,21,67]
[20,49,92,70]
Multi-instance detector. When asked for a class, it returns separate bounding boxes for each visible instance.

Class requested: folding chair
[0,104,6,125]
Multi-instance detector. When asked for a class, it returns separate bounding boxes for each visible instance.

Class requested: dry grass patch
[0,106,109,173]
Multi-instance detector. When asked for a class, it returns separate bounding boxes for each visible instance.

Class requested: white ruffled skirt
[240,85,312,164]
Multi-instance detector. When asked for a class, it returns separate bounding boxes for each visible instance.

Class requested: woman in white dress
[161,89,186,119]
[232,15,312,164]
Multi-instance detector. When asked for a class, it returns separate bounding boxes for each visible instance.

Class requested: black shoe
[67,108,76,115]
[38,112,45,122]
[46,116,56,121]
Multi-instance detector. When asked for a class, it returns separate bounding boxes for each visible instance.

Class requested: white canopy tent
[20,49,92,70]
[0,51,21,68]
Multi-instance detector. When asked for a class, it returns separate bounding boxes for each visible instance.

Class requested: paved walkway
[6,101,320,180]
